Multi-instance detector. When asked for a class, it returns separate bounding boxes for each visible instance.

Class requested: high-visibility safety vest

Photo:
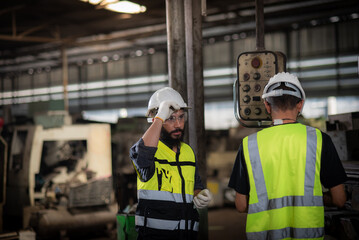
[135,140,199,239]
[243,123,324,240]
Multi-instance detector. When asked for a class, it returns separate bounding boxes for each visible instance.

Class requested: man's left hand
[193,189,212,209]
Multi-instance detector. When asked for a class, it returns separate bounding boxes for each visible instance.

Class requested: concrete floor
[87,206,246,240]
[207,207,351,240]
[86,206,348,240]
[208,206,247,240]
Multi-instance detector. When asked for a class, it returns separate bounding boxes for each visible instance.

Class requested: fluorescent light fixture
[106,1,146,14]
[80,0,116,4]
[88,0,102,4]
[80,0,146,14]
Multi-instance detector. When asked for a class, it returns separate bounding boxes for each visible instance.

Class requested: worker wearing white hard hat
[261,72,306,118]
[228,72,347,239]
[130,87,212,240]
[145,86,189,120]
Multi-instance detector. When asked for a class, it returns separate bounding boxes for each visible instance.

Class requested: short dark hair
[266,83,301,112]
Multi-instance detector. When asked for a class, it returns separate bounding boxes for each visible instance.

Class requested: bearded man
[130,87,212,240]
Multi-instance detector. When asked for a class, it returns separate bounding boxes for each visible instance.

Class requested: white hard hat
[262,72,305,98]
[262,72,305,112]
[146,87,188,117]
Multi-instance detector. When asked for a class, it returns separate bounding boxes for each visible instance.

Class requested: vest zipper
[156,168,162,191]
[176,151,189,236]
[176,151,187,202]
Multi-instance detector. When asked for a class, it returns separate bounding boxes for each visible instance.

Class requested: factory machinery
[0,110,358,239]
[1,112,117,239]
[324,112,359,239]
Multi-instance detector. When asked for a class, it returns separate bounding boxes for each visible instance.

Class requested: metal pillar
[184,0,206,193]
[255,0,265,51]
[166,0,208,239]
[165,0,187,100]
[61,47,69,112]
[185,0,207,239]
[0,136,8,232]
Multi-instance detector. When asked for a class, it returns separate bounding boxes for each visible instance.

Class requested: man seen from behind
[228,72,347,240]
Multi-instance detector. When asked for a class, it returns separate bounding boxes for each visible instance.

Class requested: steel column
[165,0,187,99]
[61,47,69,113]
[255,0,265,51]
[185,0,207,239]
[184,0,206,187]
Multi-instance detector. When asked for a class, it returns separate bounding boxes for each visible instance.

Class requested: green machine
[117,214,137,240]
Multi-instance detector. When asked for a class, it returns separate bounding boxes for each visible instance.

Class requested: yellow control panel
[235,51,286,125]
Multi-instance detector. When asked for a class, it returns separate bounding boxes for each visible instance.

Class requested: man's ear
[296,100,304,113]
[264,100,271,114]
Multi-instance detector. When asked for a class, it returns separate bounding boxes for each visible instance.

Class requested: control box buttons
[254,108,262,115]
[242,84,251,92]
[244,108,251,116]
[253,72,261,80]
[243,95,251,103]
[254,84,261,92]
[251,57,261,68]
[243,73,250,81]
[235,51,286,124]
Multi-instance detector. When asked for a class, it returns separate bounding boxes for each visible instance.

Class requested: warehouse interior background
[0,0,358,239]
[0,0,358,127]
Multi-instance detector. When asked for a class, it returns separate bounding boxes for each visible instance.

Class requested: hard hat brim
[145,106,191,118]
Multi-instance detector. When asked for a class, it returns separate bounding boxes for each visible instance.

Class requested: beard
[160,127,185,149]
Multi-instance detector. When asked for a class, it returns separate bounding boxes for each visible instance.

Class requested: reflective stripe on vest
[138,189,194,203]
[247,227,324,239]
[245,125,324,239]
[136,215,200,231]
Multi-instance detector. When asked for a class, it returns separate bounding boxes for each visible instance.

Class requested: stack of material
[324,112,359,239]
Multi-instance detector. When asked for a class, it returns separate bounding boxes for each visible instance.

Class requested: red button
[251,57,261,68]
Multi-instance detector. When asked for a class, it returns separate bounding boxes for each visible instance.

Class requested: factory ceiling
[0,0,358,69]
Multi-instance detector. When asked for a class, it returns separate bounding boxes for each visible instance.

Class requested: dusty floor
[208,206,247,240]
[86,206,245,240]
[57,206,346,240]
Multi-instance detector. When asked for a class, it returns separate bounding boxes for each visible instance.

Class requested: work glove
[193,189,212,209]
[155,101,181,122]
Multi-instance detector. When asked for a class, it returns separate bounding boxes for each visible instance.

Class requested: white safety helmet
[262,72,306,112]
[146,87,189,118]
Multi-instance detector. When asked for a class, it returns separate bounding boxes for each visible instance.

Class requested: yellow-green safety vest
[135,140,199,232]
[243,123,324,240]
